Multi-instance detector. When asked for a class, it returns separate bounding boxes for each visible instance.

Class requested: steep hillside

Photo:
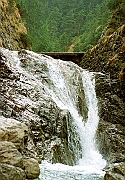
[0,0,31,50]
[20,0,110,52]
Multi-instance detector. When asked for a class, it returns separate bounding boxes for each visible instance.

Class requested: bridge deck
[39,52,84,64]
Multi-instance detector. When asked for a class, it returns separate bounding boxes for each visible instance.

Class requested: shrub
[20,33,32,49]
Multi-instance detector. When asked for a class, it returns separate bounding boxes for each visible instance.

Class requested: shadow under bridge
[40,52,84,64]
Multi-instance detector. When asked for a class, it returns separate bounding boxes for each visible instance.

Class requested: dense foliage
[18,0,113,52]
[106,0,125,33]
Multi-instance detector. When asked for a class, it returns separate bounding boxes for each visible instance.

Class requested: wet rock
[96,121,125,164]
[104,163,125,180]
[0,163,26,180]
[23,158,40,179]
[95,74,125,164]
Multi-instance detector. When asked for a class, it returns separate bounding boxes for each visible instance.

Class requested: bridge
[41,52,84,64]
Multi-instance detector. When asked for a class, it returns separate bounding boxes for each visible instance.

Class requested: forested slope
[19,0,111,52]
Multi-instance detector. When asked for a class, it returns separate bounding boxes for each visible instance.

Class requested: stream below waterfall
[39,161,105,180]
[39,58,106,180]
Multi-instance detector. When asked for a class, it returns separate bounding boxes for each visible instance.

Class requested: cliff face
[79,18,125,180]
[0,48,90,179]
[0,0,31,50]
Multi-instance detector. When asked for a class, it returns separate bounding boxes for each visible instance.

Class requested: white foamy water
[39,58,106,180]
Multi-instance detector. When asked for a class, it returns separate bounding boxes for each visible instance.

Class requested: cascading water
[39,58,106,180]
[0,48,106,179]
[78,71,106,169]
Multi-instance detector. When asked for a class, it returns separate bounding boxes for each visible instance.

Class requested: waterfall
[1,48,106,179]
[78,71,106,169]
[39,58,106,179]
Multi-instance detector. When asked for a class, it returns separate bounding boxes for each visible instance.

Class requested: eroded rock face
[95,74,125,164]
[0,47,88,167]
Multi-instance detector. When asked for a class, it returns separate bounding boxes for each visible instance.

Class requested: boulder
[0,141,23,168]
[0,116,28,152]
[0,163,25,180]
[23,158,40,179]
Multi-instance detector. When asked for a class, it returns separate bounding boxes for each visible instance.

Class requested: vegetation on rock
[0,0,31,50]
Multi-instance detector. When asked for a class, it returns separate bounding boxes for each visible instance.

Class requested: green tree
[19,0,111,52]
